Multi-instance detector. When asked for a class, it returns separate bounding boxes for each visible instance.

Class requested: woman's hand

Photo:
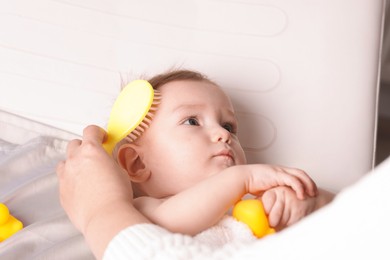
[57,125,149,259]
[57,125,133,232]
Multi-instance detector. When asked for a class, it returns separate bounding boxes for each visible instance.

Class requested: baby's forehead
[158,80,227,98]
[158,79,218,89]
[157,80,235,113]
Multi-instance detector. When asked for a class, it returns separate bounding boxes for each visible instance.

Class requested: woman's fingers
[82,125,107,145]
[66,139,82,157]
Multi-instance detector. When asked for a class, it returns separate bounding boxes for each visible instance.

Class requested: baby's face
[134,80,246,198]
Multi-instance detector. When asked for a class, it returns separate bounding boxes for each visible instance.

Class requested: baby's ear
[117,143,150,183]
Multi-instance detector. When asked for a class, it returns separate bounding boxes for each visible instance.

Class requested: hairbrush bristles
[125,89,161,142]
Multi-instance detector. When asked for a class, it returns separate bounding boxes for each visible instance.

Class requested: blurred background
[377,3,390,165]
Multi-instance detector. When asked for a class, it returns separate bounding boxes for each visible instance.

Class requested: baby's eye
[183,117,199,126]
[222,123,235,133]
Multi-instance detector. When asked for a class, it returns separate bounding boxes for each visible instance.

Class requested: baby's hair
[120,69,216,90]
[147,69,216,90]
[113,69,217,158]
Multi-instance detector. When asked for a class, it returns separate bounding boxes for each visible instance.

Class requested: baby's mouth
[213,149,235,164]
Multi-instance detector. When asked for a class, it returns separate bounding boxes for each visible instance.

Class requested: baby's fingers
[278,174,307,200]
[284,168,317,197]
[261,191,283,228]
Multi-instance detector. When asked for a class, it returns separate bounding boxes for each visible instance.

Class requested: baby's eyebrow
[172,104,236,119]
[172,104,206,113]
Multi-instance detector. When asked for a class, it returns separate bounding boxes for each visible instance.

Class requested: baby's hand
[243,164,317,200]
[260,186,317,230]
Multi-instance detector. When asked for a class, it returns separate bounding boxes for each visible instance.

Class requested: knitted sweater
[104,216,258,259]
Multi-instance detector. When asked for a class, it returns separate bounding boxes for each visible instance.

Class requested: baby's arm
[134,164,317,236]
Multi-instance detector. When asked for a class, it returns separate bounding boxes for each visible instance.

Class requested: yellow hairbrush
[103,80,161,155]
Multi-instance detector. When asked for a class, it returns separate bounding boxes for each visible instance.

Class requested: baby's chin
[211,156,236,170]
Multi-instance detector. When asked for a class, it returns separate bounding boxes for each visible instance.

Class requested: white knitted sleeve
[103,224,223,260]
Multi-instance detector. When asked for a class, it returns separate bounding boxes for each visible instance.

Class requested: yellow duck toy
[0,203,23,242]
[233,199,275,238]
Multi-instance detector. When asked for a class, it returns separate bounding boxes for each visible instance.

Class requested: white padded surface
[0,0,385,191]
[0,110,79,144]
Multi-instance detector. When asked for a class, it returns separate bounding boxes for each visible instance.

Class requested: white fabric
[105,156,390,260]
[0,136,94,259]
[0,110,80,145]
[194,216,256,249]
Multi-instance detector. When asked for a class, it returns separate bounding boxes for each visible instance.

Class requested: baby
[114,69,331,241]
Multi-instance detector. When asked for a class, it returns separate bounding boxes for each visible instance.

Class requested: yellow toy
[0,203,23,242]
[232,199,275,238]
[103,80,161,155]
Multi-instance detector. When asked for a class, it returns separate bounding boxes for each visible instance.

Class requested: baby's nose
[211,126,231,144]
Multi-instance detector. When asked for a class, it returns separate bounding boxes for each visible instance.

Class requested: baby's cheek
[235,146,247,165]
[230,137,245,162]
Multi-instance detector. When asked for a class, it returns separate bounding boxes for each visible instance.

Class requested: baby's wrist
[228,165,253,196]
[314,189,335,210]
